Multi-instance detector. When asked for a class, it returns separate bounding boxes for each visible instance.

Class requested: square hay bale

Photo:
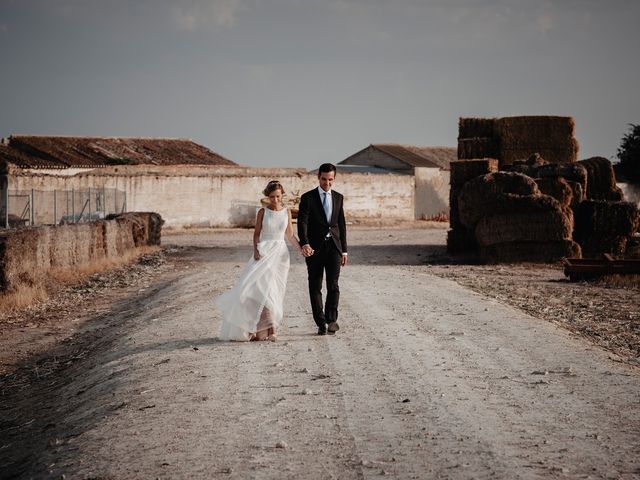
[536,163,588,188]
[578,236,629,257]
[499,142,579,167]
[450,159,499,188]
[475,209,574,247]
[497,116,576,146]
[479,239,581,264]
[457,137,499,160]
[447,228,477,254]
[449,187,463,230]
[577,157,624,200]
[534,177,573,208]
[458,117,497,139]
[574,200,640,238]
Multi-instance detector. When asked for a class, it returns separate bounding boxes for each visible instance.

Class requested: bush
[617,123,640,183]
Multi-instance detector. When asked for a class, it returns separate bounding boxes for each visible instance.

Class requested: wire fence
[0,187,127,228]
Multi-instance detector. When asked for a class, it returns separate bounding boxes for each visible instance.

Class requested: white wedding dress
[215,207,290,341]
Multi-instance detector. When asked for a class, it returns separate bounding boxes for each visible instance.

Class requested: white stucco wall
[414,167,450,219]
[7,166,416,227]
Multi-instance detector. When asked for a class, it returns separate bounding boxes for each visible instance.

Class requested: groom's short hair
[318,163,337,175]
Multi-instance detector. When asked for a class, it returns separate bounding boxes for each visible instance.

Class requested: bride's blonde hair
[263,180,285,196]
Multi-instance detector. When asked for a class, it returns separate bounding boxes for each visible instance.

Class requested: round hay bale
[479,239,582,264]
[475,209,573,247]
[534,177,573,208]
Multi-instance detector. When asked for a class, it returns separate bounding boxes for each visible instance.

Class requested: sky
[0,0,638,169]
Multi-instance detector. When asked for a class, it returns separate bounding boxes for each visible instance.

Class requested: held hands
[301,244,314,257]
[254,247,261,261]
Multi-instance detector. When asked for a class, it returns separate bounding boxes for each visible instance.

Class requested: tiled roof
[1,135,236,168]
[372,144,456,170]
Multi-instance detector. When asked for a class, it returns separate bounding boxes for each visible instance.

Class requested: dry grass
[0,246,160,313]
[0,285,50,311]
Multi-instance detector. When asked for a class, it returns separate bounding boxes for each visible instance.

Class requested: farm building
[0,135,425,227]
[339,144,456,220]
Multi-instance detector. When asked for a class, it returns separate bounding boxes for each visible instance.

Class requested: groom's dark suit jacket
[297,188,347,254]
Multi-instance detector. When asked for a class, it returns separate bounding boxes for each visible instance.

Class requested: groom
[298,163,348,335]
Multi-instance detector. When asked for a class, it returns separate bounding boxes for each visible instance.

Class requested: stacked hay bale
[457,172,581,263]
[457,118,499,160]
[447,159,498,253]
[574,201,640,256]
[577,157,624,201]
[497,116,579,167]
[534,162,588,209]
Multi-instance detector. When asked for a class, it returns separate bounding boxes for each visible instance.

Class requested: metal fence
[0,187,127,228]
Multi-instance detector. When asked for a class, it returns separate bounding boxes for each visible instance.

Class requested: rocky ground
[0,224,638,479]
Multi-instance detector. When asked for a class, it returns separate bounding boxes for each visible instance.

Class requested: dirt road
[2,228,639,479]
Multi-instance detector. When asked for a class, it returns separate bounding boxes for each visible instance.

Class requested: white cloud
[172,0,245,31]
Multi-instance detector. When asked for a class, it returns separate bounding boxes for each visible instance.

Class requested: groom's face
[318,171,335,192]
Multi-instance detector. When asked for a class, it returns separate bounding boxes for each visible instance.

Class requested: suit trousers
[305,237,342,327]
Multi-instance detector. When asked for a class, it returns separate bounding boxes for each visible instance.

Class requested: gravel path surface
[1,227,638,479]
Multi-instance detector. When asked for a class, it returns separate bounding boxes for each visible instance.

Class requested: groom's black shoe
[317,327,327,335]
[327,322,340,334]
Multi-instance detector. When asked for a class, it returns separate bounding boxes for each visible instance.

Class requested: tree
[617,123,640,183]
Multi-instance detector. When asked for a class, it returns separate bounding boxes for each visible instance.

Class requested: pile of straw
[447,159,499,254]
[574,200,640,256]
[577,157,624,201]
[456,172,577,263]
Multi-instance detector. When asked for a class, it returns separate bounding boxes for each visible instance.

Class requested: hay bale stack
[447,159,498,254]
[534,177,573,208]
[497,116,578,166]
[457,137,499,160]
[456,171,577,263]
[458,117,497,139]
[446,228,477,254]
[574,200,639,256]
[450,159,499,188]
[480,240,581,264]
[577,157,624,201]
[503,153,549,177]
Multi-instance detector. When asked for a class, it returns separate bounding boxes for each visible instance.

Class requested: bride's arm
[253,208,265,260]
[286,209,303,254]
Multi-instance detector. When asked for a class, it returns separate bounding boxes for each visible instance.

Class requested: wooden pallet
[563,254,640,281]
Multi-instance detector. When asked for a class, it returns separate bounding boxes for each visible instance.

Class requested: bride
[215,180,305,341]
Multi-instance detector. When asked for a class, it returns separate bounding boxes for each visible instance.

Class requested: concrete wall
[8,166,416,227]
[0,212,163,293]
[414,167,450,219]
